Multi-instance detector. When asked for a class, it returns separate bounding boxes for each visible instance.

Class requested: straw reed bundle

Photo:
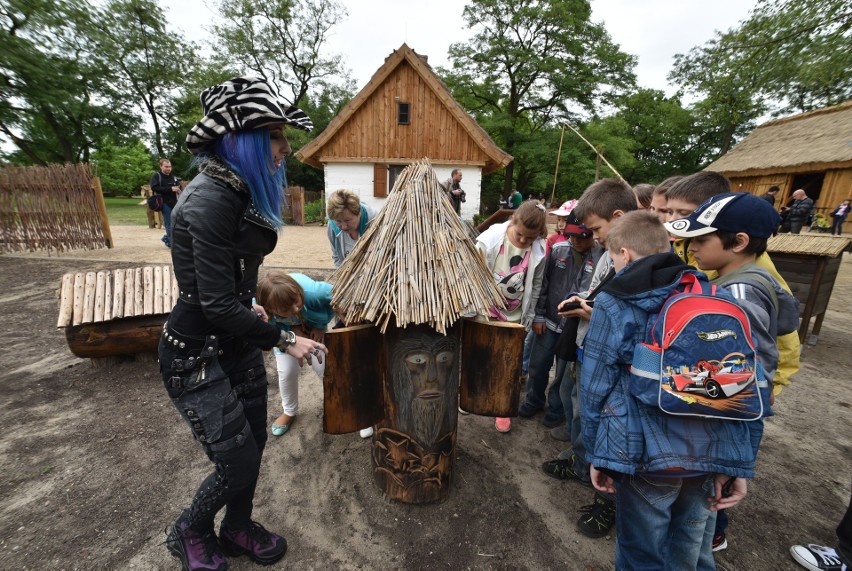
[768,233,851,258]
[329,159,504,334]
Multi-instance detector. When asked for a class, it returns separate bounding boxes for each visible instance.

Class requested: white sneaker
[790,544,847,571]
[359,427,374,439]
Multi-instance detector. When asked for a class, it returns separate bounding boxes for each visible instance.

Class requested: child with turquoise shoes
[256,271,335,436]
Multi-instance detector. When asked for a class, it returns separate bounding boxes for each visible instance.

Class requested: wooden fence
[0,163,111,254]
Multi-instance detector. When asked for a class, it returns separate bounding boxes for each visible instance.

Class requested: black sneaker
[577,492,616,538]
[541,454,592,486]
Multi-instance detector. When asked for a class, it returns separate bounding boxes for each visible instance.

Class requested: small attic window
[397,102,410,125]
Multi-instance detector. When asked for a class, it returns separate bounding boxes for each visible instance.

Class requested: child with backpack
[581,208,785,569]
[666,192,801,551]
[665,173,802,551]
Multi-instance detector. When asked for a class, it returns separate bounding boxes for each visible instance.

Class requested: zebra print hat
[186,76,313,154]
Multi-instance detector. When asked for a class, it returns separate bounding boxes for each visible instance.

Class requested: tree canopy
[443,0,636,195]
[0,0,849,203]
[670,0,852,156]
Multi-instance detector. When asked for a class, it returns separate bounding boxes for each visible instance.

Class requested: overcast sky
[168,0,757,97]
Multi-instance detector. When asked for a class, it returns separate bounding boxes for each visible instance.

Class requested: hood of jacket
[601,252,696,310]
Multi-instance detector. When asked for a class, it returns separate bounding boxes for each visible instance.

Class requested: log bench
[57,266,176,365]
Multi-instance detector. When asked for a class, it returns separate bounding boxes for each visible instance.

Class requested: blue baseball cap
[664,192,781,239]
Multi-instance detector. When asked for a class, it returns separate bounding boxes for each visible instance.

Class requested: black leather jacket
[168,159,280,349]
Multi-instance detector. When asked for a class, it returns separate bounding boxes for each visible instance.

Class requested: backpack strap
[716,270,779,314]
[677,272,714,295]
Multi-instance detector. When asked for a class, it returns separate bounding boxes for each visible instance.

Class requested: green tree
[594,89,704,184]
[91,139,154,196]
[443,0,636,195]
[211,0,353,107]
[670,0,851,157]
[92,0,198,158]
[0,0,140,164]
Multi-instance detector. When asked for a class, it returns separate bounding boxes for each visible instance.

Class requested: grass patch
[304,198,326,224]
[105,196,150,226]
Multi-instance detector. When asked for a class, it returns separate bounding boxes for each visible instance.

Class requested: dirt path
[1,226,850,570]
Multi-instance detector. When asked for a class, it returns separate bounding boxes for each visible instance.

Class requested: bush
[304,198,326,224]
[91,140,153,197]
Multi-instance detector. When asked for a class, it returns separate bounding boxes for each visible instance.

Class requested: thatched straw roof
[768,234,851,257]
[705,101,852,177]
[329,159,504,334]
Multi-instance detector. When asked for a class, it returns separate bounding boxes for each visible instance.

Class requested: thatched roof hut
[705,101,852,215]
[329,159,504,334]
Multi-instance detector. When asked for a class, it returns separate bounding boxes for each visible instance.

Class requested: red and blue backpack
[630,272,772,421]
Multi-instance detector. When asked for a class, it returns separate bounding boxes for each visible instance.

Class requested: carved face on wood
[390,332,459,449]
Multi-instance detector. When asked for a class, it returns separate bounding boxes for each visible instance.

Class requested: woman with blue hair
[159,76,324,570]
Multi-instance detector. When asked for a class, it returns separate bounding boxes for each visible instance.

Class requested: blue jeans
[558,362,582,456]
[614,473,717,571]
[162,203,173,246]
[522,329,534,375]
[522,328,565,420]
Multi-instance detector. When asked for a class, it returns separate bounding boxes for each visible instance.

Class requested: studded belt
[161,322,239,356]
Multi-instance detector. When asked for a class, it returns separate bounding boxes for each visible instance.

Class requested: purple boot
[219,521,287,565]
[165,518,228,571]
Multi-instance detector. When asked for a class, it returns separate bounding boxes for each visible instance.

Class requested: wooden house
[295,44,512,220]
[704,101,852,214]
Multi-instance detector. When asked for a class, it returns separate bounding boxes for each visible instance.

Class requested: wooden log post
[91,176,113,248]
[57,274,75,328]
[72,273,85,326]
[82,272,96,324]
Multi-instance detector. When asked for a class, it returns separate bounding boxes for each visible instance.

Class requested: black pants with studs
[160,331,269,533]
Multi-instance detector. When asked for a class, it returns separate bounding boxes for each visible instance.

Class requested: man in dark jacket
[150,158,181,247]
[782,189,814,234]
[761,185,780,207]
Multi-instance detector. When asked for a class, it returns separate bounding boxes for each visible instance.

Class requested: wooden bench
[57,266,176,363]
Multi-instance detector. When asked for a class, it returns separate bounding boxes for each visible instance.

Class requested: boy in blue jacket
[581,210,760,570]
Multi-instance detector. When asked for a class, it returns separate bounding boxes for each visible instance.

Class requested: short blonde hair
[256,271,303,316]
[606,211,670,257]
[326,189,361,220]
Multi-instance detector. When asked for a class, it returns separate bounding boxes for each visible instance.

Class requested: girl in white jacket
[475,200,547,432]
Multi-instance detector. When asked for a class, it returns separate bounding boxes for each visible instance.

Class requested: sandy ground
[1,224,851,570]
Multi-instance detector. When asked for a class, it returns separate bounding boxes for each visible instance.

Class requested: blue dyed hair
[208,127,287,228]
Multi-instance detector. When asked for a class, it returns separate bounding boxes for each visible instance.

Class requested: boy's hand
[532,322,546,335]
[708,475,747,511]
[590,466,616,494]
[558,296,593,321]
